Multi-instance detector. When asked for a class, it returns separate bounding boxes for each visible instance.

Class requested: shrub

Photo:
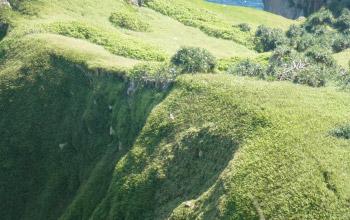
[171,47,216,73]
[227,59,266,79]
[234,23,251,32]
[332,33,350,52]
[267,47,328,87]
[272,56,308,81]
[255,25,288,52]
[287,24,305,39]
[292,64,327,87]
[305,8,334,33]
[305,46,335,67]
[269,46,296,66]
[295,33,333,52]
[335,67,350,90]
[109,9,149,32]
[330,124,350,139]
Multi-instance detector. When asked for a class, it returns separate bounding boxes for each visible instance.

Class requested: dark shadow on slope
[0,22,9,41]
[154,125,239,219]
[89,80,269,220]
[0,53,170,220]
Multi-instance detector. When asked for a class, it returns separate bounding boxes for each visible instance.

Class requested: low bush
[255,25,288,52]
[234,23,251,32]
[335,66,350,90]
[294,33,333,52]
[330,124,350,139]
[332,33,350,52]
[227,59,266,79]
[267,46,329,87]
[292,64,327,87]
[305,46,336,67]
[109,9,149,32]
[171,47,216,73]
[269,46,296,66]
[287,24,305,39]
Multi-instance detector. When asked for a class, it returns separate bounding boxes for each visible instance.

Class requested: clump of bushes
[109,8,149,32]
[292,65,327,87]
[239,7,350,88]
[335,8,350,32]
[304,8,335,33]
[335,62,350,90]
[269,47,328,87]
[286,24,305,39]
[227,59,266,79]
[171,47,217,73]
[305,46,336,67]
[226,45,333,87]
[286,8,350,53]
[332,33,350,52]
[254,25,288,52]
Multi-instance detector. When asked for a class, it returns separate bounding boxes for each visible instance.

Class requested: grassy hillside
[1,0,350,220]
[334,49,350,68]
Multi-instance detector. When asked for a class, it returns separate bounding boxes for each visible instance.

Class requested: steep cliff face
[263,0,330,19]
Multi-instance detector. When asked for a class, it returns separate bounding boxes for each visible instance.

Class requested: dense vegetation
[0,0,350,219]
[222,7,350,88]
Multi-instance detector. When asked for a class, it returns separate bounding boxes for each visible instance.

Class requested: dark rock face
[263,0,330,19]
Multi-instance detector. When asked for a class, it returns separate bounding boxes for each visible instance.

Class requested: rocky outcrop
[263,0,330,19]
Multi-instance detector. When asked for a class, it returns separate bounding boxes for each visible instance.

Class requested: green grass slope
[1,0,349,220]
[334,49,350,68]
[89,75,350,220]
[1,0,293,60]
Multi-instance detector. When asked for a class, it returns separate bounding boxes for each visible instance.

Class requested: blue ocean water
[207,0,264,9]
